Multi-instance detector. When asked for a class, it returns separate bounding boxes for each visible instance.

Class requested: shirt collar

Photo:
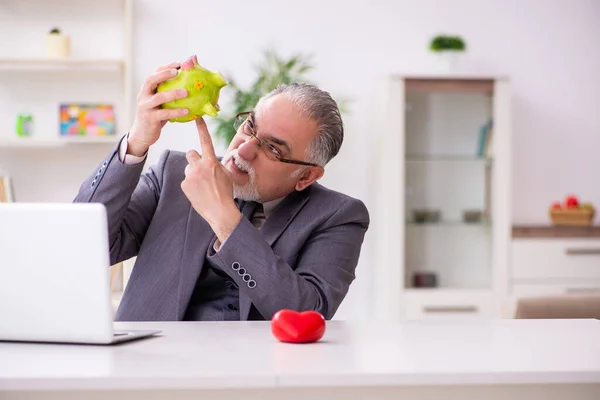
[235,196,285,219]
[260,197,285,218]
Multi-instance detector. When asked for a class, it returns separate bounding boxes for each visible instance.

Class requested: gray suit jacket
[74,137,370,321]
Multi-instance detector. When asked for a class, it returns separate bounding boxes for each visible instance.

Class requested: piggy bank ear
[180,56,195,71]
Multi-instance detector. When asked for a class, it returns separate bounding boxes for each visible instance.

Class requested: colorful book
[0,176,14,202]
[476,120,493,157]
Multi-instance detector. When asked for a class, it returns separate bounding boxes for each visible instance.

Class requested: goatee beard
[222,151,261,202]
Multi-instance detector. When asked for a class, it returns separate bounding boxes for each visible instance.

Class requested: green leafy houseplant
[214,50,315,145]
[429,35,466,52]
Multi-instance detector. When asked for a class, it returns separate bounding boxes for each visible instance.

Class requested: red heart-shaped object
[271,309,326,343]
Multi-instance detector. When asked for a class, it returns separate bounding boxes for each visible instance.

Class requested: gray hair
[256,83,344,166]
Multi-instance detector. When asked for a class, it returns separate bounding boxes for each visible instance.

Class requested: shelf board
[406,221,491,227]
[404,288,493,295]
[406,155,492,163]
[0,136,120,148]
[0,57,125,71]
[404,78,494,94]
[512,225,600,239]
[394,73,508,81]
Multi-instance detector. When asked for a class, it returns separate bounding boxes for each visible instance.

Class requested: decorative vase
[46,32,71,58]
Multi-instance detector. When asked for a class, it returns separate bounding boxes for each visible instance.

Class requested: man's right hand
[127,61,189,157]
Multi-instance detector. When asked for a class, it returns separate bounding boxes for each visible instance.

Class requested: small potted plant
[46,27,71,58]
[429,34,466,72]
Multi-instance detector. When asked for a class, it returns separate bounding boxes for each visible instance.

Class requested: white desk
[1,319,599,400]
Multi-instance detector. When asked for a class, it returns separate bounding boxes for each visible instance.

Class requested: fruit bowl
[549,208,595,226]
[548,195,595,226]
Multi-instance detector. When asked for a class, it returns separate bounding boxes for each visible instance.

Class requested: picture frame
[59,104,116,137]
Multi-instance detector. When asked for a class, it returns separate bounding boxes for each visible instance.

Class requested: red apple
[271,309,326,343]
[551,202,562,210]
[565,195,579,208]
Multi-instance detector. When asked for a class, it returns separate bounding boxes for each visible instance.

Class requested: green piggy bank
[157,55,227,123]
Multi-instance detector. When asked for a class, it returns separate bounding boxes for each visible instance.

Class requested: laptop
[0,203,160,345]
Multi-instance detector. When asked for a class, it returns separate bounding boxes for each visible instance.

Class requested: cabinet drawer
[403,291,498,321]
[512,282,600,297]
[512,239,600,280]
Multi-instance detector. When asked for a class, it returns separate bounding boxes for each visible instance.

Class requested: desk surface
[1,319,600,391]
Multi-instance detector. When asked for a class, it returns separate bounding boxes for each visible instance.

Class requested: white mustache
[224,151,253,175]
[233,157,252,173]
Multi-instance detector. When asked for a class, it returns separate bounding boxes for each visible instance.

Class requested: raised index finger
[196,118,217,161]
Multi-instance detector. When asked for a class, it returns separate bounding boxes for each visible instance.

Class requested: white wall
[2,0,599,320]
[133,0,600,319]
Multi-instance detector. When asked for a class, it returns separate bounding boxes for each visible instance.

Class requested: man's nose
[237,136,259,161]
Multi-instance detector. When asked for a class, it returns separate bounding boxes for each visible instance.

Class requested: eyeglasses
[233,111,320,167]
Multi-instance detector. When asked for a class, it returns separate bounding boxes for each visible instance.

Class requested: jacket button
[237,267,246,275]
[248,280,256,288]
[232,261,240,270]
[242,274,251,282]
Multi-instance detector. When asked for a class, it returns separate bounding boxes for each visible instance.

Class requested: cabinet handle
[423,305,478,313]
[565,248,600,256]
[565,287,600,294]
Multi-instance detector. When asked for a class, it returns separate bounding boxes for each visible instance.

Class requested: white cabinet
[374,75,512,321]
[510,227,600,299]
[512,239,600,280]
[0,0,134,204]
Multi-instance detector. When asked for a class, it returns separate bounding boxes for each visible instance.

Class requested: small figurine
[16,114,34,137]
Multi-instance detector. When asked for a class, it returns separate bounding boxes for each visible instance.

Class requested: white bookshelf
[0,0,133,198]
[374,74,512,322]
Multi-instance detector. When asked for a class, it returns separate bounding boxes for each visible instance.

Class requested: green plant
[49,28,61,35]
[214,49,351,145]
[215,50,314,144]
[214,50,315,145]
[429,35,466,52]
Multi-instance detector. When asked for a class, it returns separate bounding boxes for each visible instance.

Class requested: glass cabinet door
[404,79,495,290]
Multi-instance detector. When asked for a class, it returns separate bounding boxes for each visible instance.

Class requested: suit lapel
[261,189,311,246]
[176,204,214,320]
[239,188,311,320]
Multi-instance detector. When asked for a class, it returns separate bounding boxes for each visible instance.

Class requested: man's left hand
[181,118,242,242]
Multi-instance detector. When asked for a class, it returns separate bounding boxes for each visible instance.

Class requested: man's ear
[295,166,324,191]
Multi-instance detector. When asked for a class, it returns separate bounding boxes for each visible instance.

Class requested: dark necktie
[240,201,257,220]
[239,201,265,229]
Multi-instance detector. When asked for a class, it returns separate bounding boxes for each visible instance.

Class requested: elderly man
[74,57,370,322]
